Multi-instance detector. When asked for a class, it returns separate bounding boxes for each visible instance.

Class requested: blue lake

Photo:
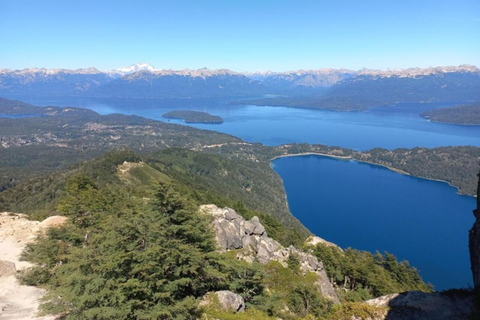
[272,155,476,290]
[7,95,480,150]
[6,95,479,289]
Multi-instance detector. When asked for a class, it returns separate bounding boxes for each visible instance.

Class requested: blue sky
[1,0,479,71]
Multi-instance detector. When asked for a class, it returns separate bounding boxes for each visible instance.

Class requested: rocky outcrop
[469,173,480,291]
[199,205,339,303]
[200,290,245,313]
[367,291,474,320]
[305,235,343,252]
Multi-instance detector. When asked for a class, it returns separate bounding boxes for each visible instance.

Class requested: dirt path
[0,213,66,320]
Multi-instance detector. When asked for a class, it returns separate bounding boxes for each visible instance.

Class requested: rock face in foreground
[199,204,339,303]
[469,173,480,291]
[367,291,474,320]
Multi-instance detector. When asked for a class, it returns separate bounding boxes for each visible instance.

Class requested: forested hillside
[14,149,431,319]
[422,103,480,125]
[1,98,479,242]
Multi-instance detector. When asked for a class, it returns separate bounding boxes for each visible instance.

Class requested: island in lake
[162,110,224,124]
[421,103,480,125]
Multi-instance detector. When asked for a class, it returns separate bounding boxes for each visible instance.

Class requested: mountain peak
[116,63,157,74]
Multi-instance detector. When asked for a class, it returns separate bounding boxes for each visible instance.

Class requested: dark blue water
[272,155,476,290]
[6,95,480,150]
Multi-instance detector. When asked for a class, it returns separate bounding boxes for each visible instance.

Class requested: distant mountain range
[1,63,479,105]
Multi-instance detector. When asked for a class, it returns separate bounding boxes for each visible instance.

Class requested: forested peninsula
[422,103,480,125]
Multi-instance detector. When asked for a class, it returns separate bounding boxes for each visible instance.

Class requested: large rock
[469,173,480,291]
[305,235,343,252]
[200,290,245,313]
[0,260,16,277]
[199,205,340,303]
[215,290,245,313]
[40,215,68,229]
[367,291,474,320]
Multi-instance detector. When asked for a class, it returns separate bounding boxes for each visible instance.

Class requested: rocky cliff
[469,172,480,291]
[367,291,474,320]
[199,204,340,303]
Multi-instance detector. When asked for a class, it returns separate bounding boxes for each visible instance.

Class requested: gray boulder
[215,290,245,313]
[213,218,244,250]
[244,216,265,236]
[200,290,245,313]
[367,291,474,320]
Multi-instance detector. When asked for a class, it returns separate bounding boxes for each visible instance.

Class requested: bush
[17,266,51,286]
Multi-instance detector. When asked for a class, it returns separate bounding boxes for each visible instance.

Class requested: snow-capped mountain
[0,65,265,98]
[0,67,115,95]
[0,64,478,99]
[115,63,157,75]
[95,67,264,98]
[355,65,480,78]
[247,68,356,89]
[0,67,105,76]
[119,67,240,79]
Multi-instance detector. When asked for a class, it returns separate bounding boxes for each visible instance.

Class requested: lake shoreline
[423,117,480,127]
[271,152,474,197]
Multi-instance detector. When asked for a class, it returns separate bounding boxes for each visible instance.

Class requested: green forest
[16,150,431,319]
[422,103,480,125]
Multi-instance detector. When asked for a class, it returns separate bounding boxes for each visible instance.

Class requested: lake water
[7,95,480,150]
[6,95,479,289]
[272,155,476,290]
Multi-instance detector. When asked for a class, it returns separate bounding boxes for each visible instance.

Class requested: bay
[272,155,476,290]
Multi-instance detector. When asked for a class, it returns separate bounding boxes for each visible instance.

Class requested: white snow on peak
[154,68,238,77]
[122,67,240,79]
[355,65,480,78]
[4,67,104,76]
[247,68,356,76]
[245,65,479,78]
[116,63,157,74]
